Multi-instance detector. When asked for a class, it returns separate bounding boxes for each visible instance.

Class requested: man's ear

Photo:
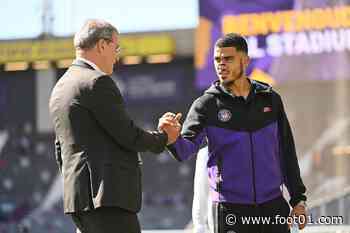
[96,39,105,53]
[243,54,250,68]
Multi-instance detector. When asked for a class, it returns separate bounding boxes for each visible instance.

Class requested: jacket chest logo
[218,109,232,122]
[263,106,272,112]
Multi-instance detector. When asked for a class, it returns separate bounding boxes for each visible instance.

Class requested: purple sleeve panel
[166,131,206,162]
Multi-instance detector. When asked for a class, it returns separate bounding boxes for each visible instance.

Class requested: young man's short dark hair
[215,33,248,54]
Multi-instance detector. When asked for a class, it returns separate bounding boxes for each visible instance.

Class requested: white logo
[226,214,237,226]
[218,109,232,122]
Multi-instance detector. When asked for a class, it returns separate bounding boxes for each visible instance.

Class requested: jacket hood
[204,79,272,96]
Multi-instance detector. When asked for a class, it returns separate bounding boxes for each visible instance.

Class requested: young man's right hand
[158,112,182,145]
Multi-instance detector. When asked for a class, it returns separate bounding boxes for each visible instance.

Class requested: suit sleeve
[276,94,307,207]
[54,137,62,173]
[86,75,167,153]
[167,97,207,161]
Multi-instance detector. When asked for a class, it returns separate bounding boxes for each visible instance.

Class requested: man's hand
[158,112,182,145]
[289,202,307,230]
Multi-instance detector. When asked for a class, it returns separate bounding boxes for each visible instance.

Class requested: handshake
[158,112,182,145]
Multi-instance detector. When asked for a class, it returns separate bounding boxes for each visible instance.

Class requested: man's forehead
[214,46,238,56]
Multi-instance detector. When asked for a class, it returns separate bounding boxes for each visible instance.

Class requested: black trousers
[71,207,141,233]
[213,196,291,233]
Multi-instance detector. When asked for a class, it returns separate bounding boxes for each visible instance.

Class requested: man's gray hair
[74,19,118,50]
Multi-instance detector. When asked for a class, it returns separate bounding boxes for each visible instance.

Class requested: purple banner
[195,0,350,89]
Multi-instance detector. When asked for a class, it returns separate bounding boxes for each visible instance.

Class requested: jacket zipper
[249,130,257,206]
[245,96,257,206]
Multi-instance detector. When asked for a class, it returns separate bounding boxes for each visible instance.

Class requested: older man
[49,19,180,233]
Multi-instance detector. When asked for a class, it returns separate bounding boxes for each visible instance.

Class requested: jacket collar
[205,79,272,96]
[72,58,106,75]
[71,59,95,70]
[204,79,272,101]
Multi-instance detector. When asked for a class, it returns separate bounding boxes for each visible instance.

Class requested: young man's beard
[221,61,244,89]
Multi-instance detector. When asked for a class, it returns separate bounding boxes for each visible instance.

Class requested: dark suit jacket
[49,60,168,214]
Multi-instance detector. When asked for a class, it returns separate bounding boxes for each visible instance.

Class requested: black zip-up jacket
[168,80,306,206]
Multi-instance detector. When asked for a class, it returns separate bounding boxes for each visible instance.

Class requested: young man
[49,19,180,233]
[160,33,307,233]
